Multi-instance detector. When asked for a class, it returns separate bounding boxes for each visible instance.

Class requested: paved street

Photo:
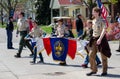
[0,28,120,79]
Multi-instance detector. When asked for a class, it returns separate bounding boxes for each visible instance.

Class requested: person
[14,12,34,58]
[116,14,120,52]
[76,13,84,37]
[86,7,111,76]
[25,21,44,63]
[55,18,66,65]
[6,16,14,49]
[115,13,119,22]
[78,20,101,68]
[27,17,33,32]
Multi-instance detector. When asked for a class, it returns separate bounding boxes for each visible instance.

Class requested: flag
[43,38,52,56]
[50,38,68,61]
[96,0,109,27]
[67,39,77,59]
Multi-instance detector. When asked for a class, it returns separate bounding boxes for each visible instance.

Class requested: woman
[86,7,111,76]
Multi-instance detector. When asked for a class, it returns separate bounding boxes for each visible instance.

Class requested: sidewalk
[0,28,120,79]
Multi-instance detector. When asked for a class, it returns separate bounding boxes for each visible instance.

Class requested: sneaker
[116,49,120,52]
[101,72,107,76]
[14,54,21,58]
[81,64,88,68]
[37,61,44,64]
[8,47,14,49]
[86,72,96,76]
[29,53,34,57]
[97,62,101,66]
[30,61,36,64]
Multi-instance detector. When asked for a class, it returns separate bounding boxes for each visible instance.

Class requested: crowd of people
[5,6,120,76]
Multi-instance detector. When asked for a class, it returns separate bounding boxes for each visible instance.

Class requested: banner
[50,38,68,61]
[43,38,77,61]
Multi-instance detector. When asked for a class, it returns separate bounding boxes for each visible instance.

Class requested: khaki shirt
[56,24,66,37]
[92,18,106,37]
[17,18,28,31]
[29,26,43,38]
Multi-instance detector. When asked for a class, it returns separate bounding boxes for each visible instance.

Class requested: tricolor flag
[96,0,109,27]
[43,38,77,61]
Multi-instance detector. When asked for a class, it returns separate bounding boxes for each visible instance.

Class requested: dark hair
[9,16,13,20]
[20,12,25,17]
[57,18,63,22]
[33,20,38,24]
[28,17,32,19]
[77,13,82,18]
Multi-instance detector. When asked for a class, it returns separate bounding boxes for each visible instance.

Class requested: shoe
[86,72,96,76]
[29,53,34,57]
[97,62,101,66]
[8,47,14,49]
[14,54,21,58]
[116,49,120,52]
[81,64,88,68]
[30,61,35,64]
[101,72,107,76]
[37,61,44,63]
[59,62,67,66]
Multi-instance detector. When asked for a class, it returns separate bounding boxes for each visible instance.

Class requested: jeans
[77,30,83,37]
[32,42,43,63]
[84,55,101,65]
[6,29,13,48]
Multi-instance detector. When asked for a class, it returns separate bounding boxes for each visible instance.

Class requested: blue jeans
[84,55,101,65]
[32,42,43,63]
[77,30,83,37]
[6,29,13,48]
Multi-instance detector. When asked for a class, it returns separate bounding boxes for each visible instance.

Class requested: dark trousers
[17,31,33,56]
[33,46,43,63]
[6,29,13,48]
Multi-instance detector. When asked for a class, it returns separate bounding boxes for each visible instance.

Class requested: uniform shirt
[56,24,66,37]
[17,18,28,31]
[92,18,106,37]
[29,26,43,38]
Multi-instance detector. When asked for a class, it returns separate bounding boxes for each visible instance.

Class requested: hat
[57,18,63,22]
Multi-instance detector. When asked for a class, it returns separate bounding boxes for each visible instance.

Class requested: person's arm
[97,23,107,45]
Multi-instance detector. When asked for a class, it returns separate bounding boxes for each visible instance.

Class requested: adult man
[76,13,83,37]
[6,16,14,49]
[14,12,34,58]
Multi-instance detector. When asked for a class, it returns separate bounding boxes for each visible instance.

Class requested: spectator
[76,13,84,37]
[6,16,14,49]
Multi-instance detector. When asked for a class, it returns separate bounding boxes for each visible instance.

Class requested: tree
[83,0,97,19]
[35,0,51,25]
[0,0,28,17]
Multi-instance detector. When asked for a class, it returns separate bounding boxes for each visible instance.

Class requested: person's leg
[116,40,120,52]
[15,32,25,57]
[87,41,97,76]
[101,53,108,76]
[9,31,13,48]
[26,40,34,55]
[81,55,89,68]
[33,47,37,63]
[6,29,11,48]
[96,55,101,65]
[38,52,44,63]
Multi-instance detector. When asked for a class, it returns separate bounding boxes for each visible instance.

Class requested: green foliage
[35,0,51,25]
[40,25,52,34]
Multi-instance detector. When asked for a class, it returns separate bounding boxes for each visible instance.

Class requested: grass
[40,25,52,34]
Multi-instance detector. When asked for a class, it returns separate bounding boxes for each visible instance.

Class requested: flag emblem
[54,40,65,57]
